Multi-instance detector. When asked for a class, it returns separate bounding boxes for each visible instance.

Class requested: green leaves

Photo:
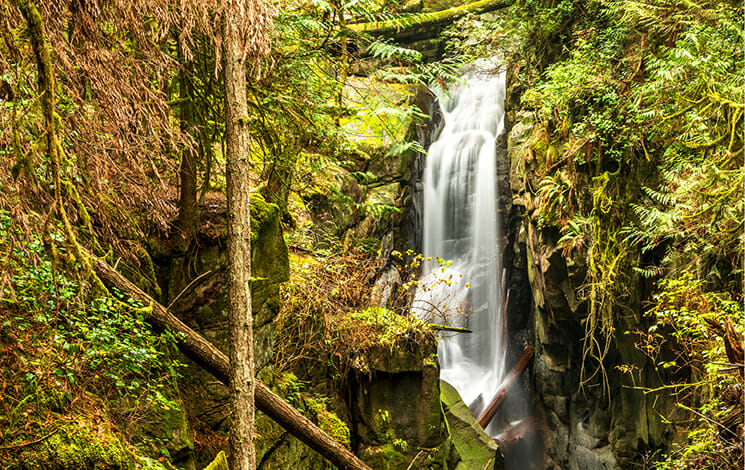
[366,39,423,62]
[514,0,742,412]
[0,209,181,408]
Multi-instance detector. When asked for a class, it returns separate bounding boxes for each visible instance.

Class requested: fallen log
[493,416,537,452]
[476,346,535,429]
[92,257,373,470]
[348,0,513,42]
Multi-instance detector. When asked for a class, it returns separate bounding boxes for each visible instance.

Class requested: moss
[439,381,501,470]
[133,244,161,298]
[358,409,416,469]
[202,452,228,470]
[339,308,432,355]
[250,194,290,285]
[32,387,71,413]
[268,371,350,447]
[138,398,194,468]
[8,421,143,470]
[361,443,408,470]
[254,369,349,469]
[306,399,351,448]
[348,0,509,33]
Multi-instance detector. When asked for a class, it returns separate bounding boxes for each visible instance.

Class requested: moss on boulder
[255,369,349,470]
[440,380,504,470]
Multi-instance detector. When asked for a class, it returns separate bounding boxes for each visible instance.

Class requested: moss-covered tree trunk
[222,1,256,468]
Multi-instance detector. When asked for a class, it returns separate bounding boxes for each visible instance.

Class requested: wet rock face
[503,76,675,469]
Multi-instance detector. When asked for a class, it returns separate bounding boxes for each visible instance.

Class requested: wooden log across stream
[348,0,513,42]
[92,257,373,470]
[476,345,535,429]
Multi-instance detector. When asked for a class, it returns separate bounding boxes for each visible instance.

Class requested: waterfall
[413,63,507,436]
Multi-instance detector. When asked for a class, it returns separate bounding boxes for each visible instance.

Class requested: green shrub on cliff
[509,0,743,465]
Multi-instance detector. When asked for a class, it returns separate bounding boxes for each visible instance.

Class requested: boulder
[439,380,504,470]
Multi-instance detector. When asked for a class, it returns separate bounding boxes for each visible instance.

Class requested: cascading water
[413,63,507,437]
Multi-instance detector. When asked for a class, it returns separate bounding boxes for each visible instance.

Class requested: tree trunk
[477,346,535,429]
[177,49,199,245]
[222,2,256,468]
[91,257,373,470]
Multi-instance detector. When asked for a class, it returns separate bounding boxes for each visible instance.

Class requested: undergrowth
[0,209,182,467]
[275,247,434,384]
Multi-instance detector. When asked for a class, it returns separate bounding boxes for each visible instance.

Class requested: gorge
[0,1,741,470]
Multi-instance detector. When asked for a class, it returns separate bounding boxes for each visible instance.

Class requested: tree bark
[222,2,256,468]
[477,346,535,429]
[91,257,373,470]
[177,48,199,245]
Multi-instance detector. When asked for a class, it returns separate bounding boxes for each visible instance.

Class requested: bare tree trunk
[177,48,199,245]
[222,1,256,468]
[91,256,374,470]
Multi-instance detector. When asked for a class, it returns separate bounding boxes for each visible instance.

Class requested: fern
[366,38,423,62]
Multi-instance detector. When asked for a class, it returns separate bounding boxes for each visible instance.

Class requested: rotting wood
[91,256,373,470]
[493,416,537,452]
[477,346,535,429]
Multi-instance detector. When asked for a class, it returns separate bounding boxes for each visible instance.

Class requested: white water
[414,64,507,435]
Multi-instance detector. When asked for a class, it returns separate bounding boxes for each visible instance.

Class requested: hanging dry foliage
[0,0,275,253]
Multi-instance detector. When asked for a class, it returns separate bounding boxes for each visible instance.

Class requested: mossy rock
[6,420,164,470]
[163,193,289,365]
[440,380,504,470]
[160,195,290,468]
[347,183,402,243]
[342,310,445,468]
[254,369,349,470]
[250,194,290,287]
[137,395,195,470]
[361,443,408,470]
